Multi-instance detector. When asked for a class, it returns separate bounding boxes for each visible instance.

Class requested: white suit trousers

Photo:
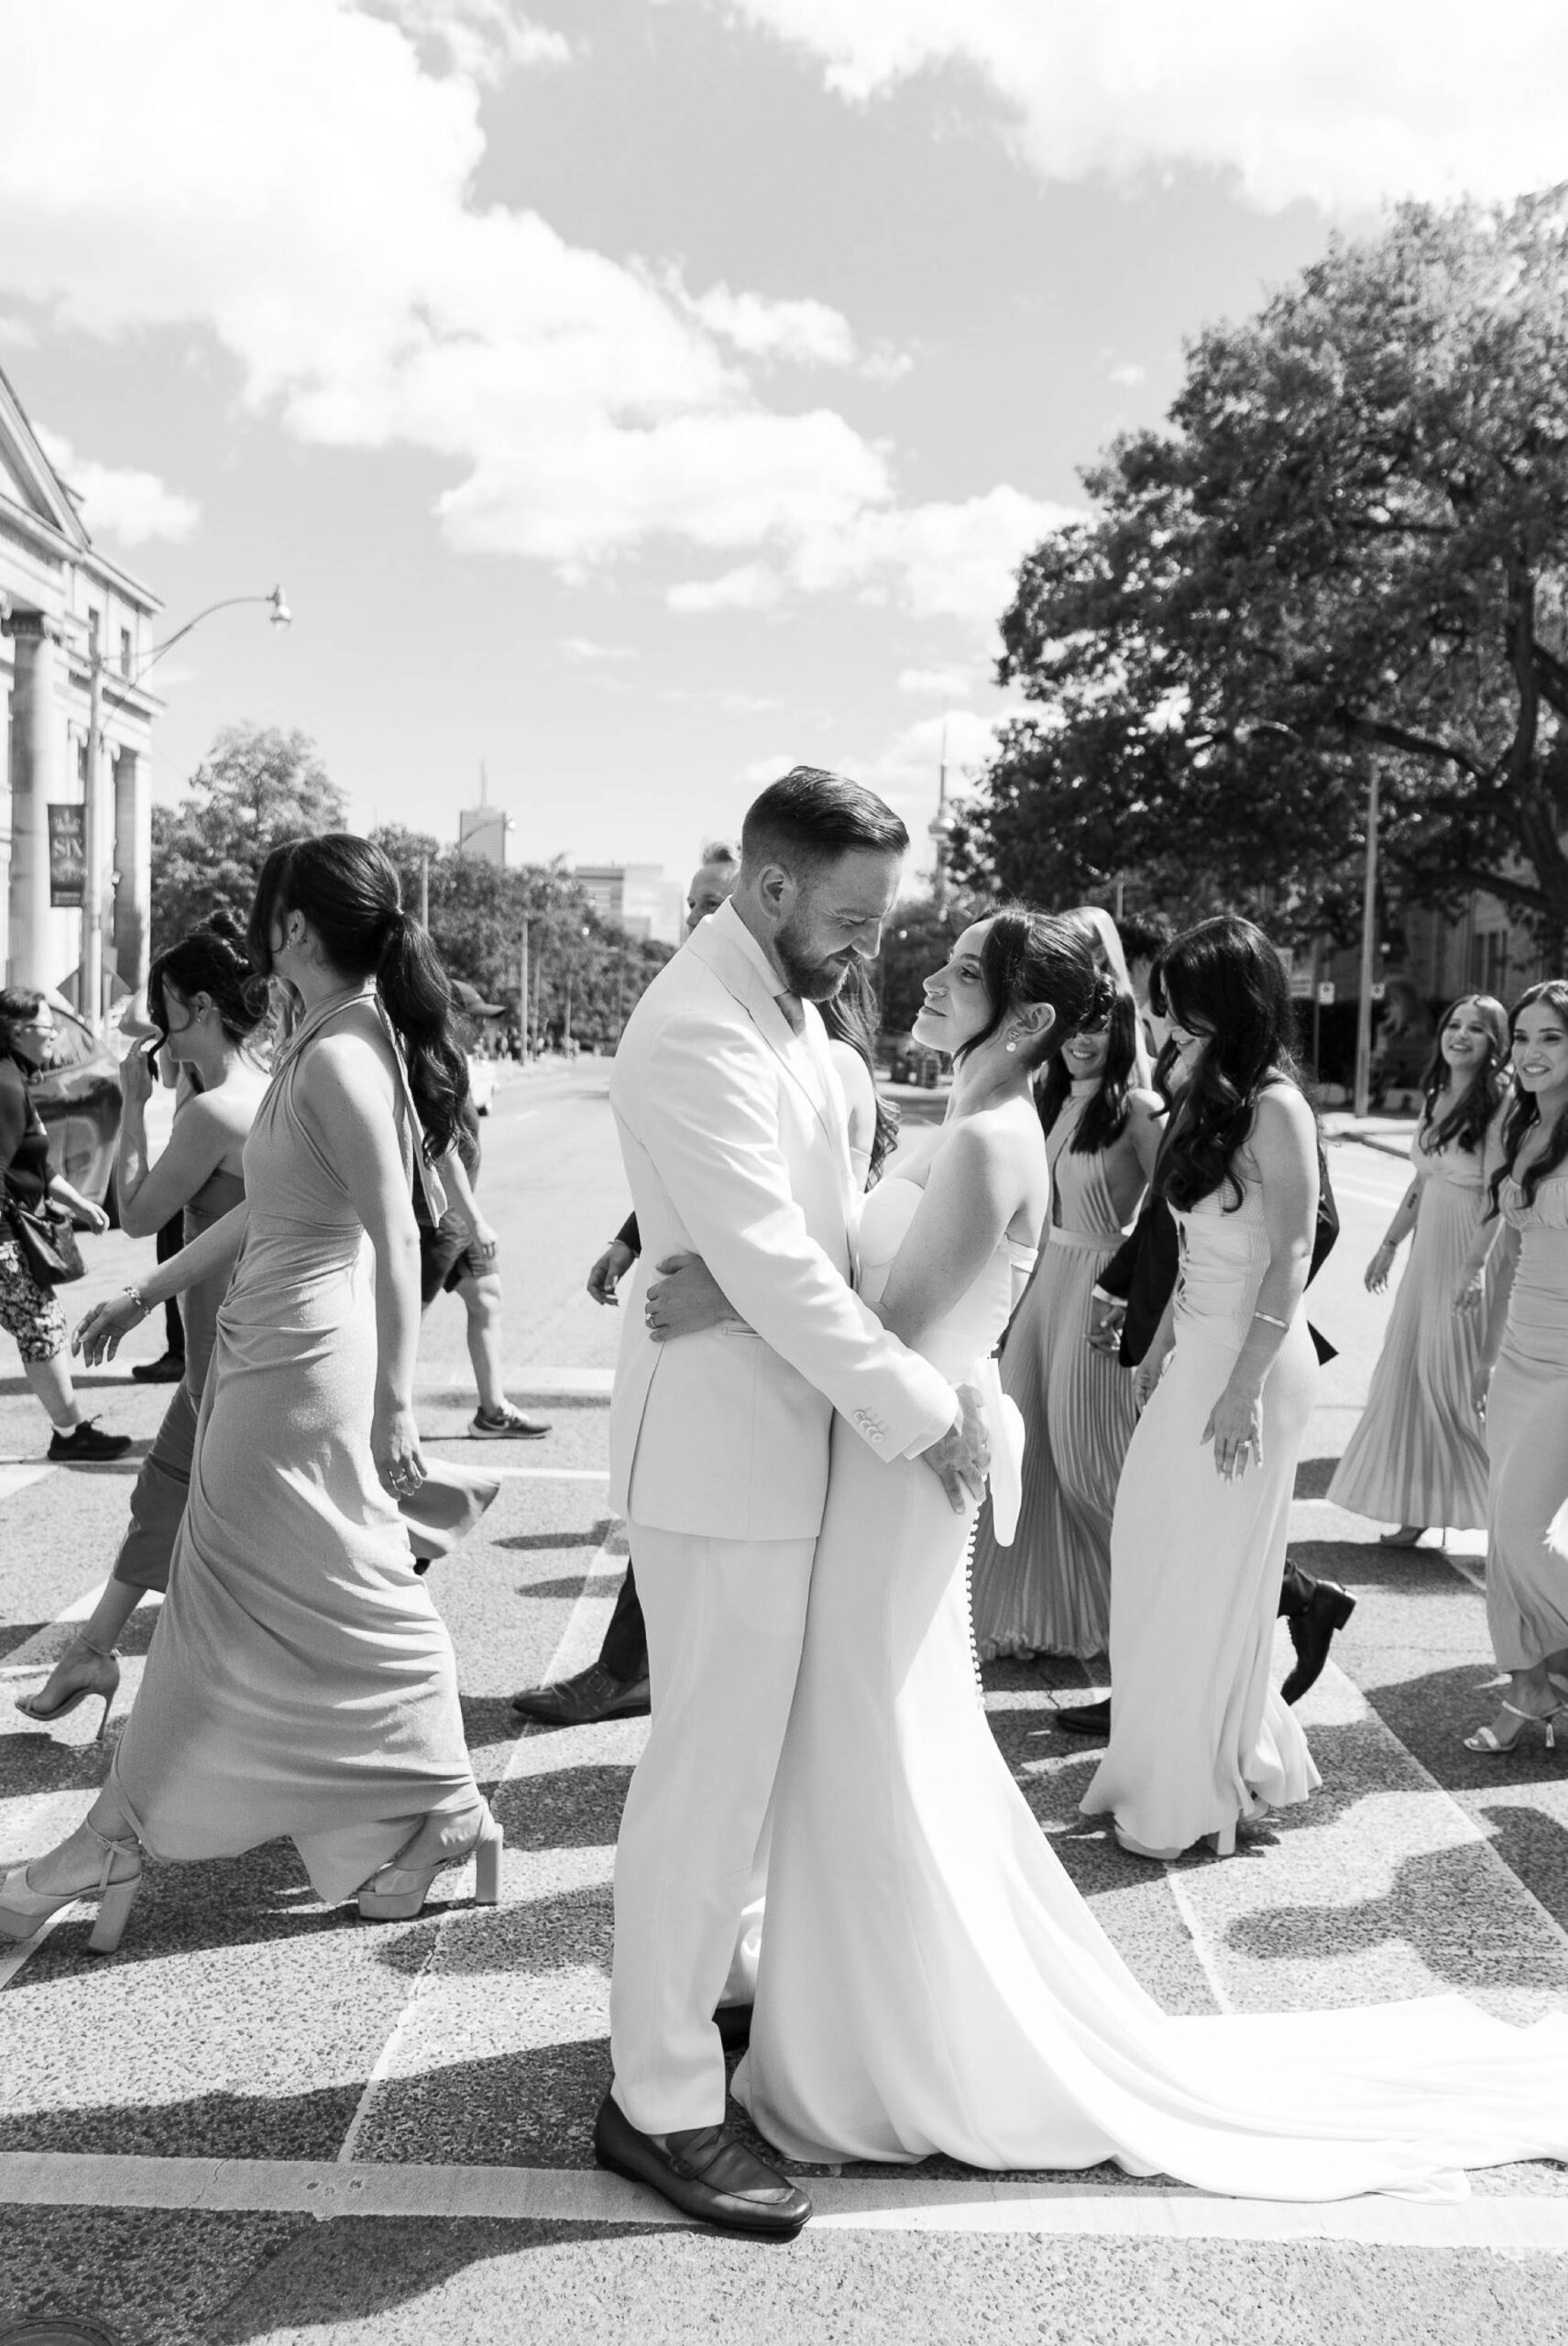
[609,1518,816,2134]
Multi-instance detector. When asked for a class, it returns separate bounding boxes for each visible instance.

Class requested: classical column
[113,742,150,1005]
[3,609,62,991]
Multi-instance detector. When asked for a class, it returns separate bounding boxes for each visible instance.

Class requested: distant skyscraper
[459,760,507,865]
[573,862,682,947]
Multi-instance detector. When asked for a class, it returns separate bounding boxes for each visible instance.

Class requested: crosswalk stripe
[0,2150,1563,2246]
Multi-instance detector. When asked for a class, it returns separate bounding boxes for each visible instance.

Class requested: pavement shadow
[498,1525,615,1555]
[1220,1828,1568,2002]
[1293,1454,1343,1500]
[493,1761,634,1851]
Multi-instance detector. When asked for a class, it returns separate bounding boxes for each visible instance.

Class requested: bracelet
[1253,1310,1289,1330]
[122,1286,152,1319]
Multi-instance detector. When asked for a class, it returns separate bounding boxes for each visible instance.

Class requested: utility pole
[519,913,530,1059]
[928,711,952,911]
[1353,763,1381,1119]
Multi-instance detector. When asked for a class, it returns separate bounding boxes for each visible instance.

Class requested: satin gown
[1328,1119,1494,1531]
[971,1093,1140,1660]
[1082,1162,1321,1854]
[112,987,482,1902]
[1484,1168,1568,1672]
[735,1165,1568,2198]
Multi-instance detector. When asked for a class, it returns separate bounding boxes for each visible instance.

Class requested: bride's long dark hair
[1157,915,1301,1214]
[247,834,468,1157]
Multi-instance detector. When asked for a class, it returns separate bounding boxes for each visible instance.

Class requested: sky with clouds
[3,0,1564,883]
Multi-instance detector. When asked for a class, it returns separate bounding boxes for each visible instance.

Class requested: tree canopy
[956,190,1568,945]
[150,723,345,950]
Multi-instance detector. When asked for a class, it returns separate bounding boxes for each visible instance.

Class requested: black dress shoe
[131,1351,185,1383]
[1280,1581,1356,1705]
[715,2003,752,2055]
[1052,1697,1112,1738]
[593,2092,810,2240]
[510,1662,652,1726]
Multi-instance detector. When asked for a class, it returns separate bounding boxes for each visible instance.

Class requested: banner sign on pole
[48,802,85,908]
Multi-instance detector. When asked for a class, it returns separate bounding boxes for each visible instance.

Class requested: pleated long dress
[111,1157,247,1595]
[971,1096,1141,1660]
[1328,1119,1495,1531]
[112,985,481,1903]
[1082,1159,1321,1854]
[1485,1168,1568,1673]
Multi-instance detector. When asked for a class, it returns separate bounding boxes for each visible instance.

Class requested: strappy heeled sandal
[16,1637,121,1742]
[0,1819,142,1954]
[1463,1700,1563,1755]
[356,1803,504,1922]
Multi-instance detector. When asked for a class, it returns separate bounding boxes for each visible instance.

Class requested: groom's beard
[775,922,854,1003]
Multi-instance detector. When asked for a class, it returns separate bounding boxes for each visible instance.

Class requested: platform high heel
[1463,1700,1564,1755]
[1208,1819,1238,1858]
[356,1803,503,1922]
[0,1819,142,1954]
[16,1638,121,1742]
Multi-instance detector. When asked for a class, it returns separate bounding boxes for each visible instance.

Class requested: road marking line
[415,1367,613,1401]
[0,1463,53,1502]
[336,1528,629,2164]
[0,2152,1563,2245]
[3,1584,162,1678]
[0,1903,75,1992]
[470,1467,610,1483]
[1160,1869,1237,2014]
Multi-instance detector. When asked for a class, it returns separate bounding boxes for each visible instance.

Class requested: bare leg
[459,1271,508,1415]
[24,1779,139,1898]
[18,1582,141,1719]
[24,1349,82,1432]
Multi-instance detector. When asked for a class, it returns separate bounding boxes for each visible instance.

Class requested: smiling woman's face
[1060,1016,1110,1083]
[1441,998,1494,1073]
[1512,999,1568,1100]
[912,921,994,1056]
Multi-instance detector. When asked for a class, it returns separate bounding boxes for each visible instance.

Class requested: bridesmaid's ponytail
[247,835,468,1157]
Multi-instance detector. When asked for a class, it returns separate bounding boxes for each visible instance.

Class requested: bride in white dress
[660,907,1568,2199]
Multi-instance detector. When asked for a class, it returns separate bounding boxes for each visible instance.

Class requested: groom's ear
[756,863,795,923]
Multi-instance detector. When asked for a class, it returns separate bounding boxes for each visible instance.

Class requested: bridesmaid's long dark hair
[1418,993,1508,1158]
[1157,915,1300,1214]
[820,959,899,1183]
[1488,980,1568,1216]
[1036,988,1140,1156]
[148,912,268,1051]
[247,835,467,1157]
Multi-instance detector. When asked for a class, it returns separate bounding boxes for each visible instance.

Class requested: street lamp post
[82,586,291,1029]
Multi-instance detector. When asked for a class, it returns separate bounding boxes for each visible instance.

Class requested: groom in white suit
[593,769,988,2237]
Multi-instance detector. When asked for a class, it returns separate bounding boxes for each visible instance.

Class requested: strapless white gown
[732,1174,1568,2198]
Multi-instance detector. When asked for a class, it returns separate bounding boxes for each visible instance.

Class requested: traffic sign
[1316,981,1335,1005]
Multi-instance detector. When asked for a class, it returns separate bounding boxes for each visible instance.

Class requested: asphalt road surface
[3,1065,1566,2345]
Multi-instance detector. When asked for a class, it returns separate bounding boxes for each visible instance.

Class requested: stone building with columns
[0,366,159,1010]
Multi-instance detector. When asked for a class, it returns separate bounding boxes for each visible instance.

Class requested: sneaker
[48,1419,134,1464]
[470,1403,551,1441]
[131,1352,185,1384]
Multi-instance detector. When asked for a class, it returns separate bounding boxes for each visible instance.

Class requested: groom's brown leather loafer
[593,2092,811,2239]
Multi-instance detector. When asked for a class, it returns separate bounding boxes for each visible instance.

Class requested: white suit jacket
[608,900,956,1541]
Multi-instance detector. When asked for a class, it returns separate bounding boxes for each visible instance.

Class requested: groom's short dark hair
[741,767,909,878]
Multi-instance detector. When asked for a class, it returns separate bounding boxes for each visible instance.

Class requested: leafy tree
[959,190,1568,947]
[150,724,345,950]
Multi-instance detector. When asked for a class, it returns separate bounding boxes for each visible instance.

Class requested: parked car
[27,996,122,1209]
[883,1042,943,1089]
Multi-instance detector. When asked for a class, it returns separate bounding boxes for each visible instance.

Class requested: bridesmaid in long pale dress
[1461,981,1568,1754]
[0,835,501,1954]
[1083,916,1321,1861]
[16,920,267,1739]
[971,990,1161,1659]
[1329,993,1508,1547]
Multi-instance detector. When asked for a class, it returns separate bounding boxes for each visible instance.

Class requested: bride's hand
[644,1253,747,1343]
[1201,1379,1264,1482]
[373,1397,426,1498]
[72,1289,151,1365]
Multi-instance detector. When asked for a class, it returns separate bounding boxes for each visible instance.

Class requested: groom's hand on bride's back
[919,1383,990,1512]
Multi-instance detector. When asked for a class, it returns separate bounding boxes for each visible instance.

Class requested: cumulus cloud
[0,1,1048,630]
[34,424,200,545]
[1107,360,1146,387]
[560,635,637,663]
[679,282,859,369]
[898,664,975,696]
[723,0,1568,213]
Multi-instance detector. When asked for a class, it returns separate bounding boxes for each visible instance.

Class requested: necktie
[775,992,806,1036]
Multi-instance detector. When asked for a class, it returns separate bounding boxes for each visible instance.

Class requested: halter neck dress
[1483,1167,1568,1672]
[112,986,481,1902]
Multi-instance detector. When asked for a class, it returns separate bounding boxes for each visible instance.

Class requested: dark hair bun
[1086,969,1119,1025]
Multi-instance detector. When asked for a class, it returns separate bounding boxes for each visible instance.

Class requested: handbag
[4,1193,86,1288]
